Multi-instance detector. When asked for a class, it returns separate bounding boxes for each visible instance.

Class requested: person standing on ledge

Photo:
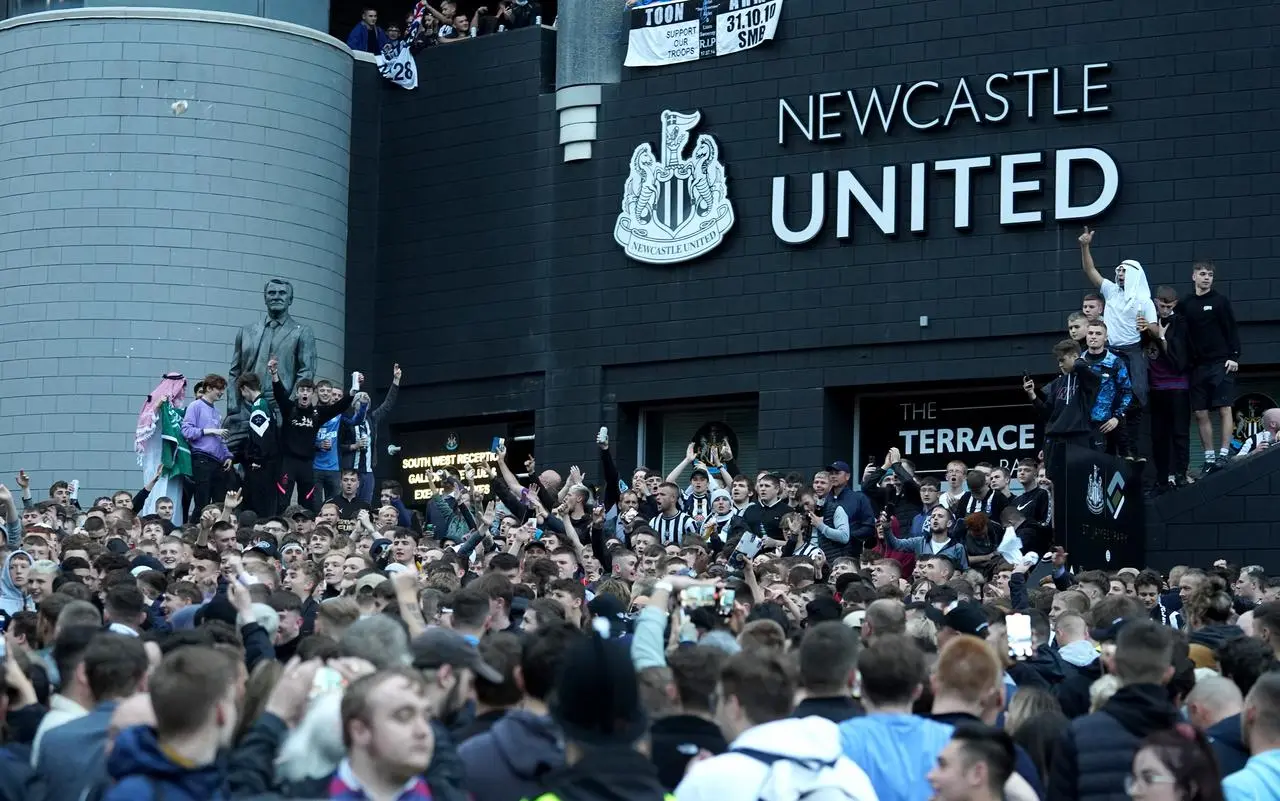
[346,6,390,54]
[1181,260,1242,476]
[270,356,354,514]
[1079,226,1156,465]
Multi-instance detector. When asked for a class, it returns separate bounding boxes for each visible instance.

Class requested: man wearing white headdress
[134,373,192,523]
[1078,226,1157,460]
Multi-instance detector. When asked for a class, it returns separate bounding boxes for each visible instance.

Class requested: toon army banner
[625,0,783,68]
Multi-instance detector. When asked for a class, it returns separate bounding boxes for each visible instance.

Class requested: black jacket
[860,464,923,530]
[1048,683,1179,801]
[1188,624,1244,653]
[648,714,726,791]
[1026,643,1069,687]
[1035,361,1101,437]
[1180,288,1240,365]
[1054,657,1104,720]
[792,695,865,724]
[531,746,668,801]
[237,395,280,466]
[272,379,350,460]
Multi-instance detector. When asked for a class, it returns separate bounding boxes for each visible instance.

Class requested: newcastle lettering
[777,64,1112,141]
[769,63,1120,245]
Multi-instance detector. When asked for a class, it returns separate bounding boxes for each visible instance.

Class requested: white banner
[377,44,418,90]
[624,0,783,68]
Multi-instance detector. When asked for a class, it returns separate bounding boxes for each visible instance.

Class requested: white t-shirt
[1100,277,1157,348]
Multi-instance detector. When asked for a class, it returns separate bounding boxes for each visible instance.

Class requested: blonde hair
[905,615,937,647]
[1089,674,1123,713]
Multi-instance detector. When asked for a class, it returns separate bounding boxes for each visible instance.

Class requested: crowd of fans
[0,392,1277,801]
[345,1,548,54]
[1031,227,1263,499]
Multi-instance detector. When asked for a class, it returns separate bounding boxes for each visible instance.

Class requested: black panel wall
[350,0,1280,564]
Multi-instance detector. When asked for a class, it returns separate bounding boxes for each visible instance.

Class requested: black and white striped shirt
[649,512,698,545]
[682,490,711,520]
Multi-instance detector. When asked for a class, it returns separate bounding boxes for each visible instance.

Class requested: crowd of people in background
[1028,227,1265,499]
[0,396,1276,801]
[346,0,547,54]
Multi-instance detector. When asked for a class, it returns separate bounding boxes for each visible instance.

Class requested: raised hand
[265,658,323,726]
[14,472,28,491]
[392,363,403,383]
[1078,226,1094,247]
[267,355,279,376]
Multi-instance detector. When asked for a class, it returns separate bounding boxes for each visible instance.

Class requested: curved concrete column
[554,0,626,162]
[0,8,353,498]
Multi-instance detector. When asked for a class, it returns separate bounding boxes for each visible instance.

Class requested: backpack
[733,748,870,801]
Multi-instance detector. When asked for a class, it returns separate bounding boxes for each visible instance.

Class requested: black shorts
[1190,362,1235,411]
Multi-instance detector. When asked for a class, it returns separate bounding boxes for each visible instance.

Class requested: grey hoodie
[457,709,564,801]
[0,549,34,616]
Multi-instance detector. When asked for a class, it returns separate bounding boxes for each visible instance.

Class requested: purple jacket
[181,399,232,461]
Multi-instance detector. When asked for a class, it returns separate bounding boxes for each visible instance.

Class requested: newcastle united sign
[613,63,1124,265]
[771,63,1120,245]
[615,110,736,265]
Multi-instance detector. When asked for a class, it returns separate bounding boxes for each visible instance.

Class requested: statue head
[264,279,294,317]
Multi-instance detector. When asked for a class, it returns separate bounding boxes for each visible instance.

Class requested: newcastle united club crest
[1086,465,1105,516]
[615,110,735,265]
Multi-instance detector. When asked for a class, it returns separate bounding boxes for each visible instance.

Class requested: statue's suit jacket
[230,313,316,413]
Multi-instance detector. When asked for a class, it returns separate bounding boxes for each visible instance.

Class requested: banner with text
[857,388,1041,476]
[625,0,783,68]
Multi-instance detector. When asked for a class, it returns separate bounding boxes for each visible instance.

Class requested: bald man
[1236,409,1280,458]
[861,599,907,646]
[1052,613,1104,719]
[1187,675,1247,775]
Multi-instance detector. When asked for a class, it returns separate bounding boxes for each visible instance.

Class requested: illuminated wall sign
[401,450,499,502]
[392,422,534,506]
[857,389,1041,475]
[772,63,1119,244]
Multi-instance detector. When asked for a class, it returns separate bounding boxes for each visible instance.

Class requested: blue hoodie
[0,549,34,616]
[1224,749,1280,801]
[103,726,230,801]
[839,713,955,801]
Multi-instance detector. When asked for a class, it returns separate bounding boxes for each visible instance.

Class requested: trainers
[1200,461,1221,478]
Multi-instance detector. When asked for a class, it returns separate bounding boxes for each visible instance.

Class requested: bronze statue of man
[229,278,317,420]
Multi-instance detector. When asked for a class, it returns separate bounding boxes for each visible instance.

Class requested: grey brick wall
[0,11,352,499]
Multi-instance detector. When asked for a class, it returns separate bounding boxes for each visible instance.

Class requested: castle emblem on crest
[1085,465,1105,516]
[614,110,735,265]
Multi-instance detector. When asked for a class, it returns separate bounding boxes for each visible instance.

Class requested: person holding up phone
[1027,339,1102,473]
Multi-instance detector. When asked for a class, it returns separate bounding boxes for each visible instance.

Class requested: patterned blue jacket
[1083,349,1133,422]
